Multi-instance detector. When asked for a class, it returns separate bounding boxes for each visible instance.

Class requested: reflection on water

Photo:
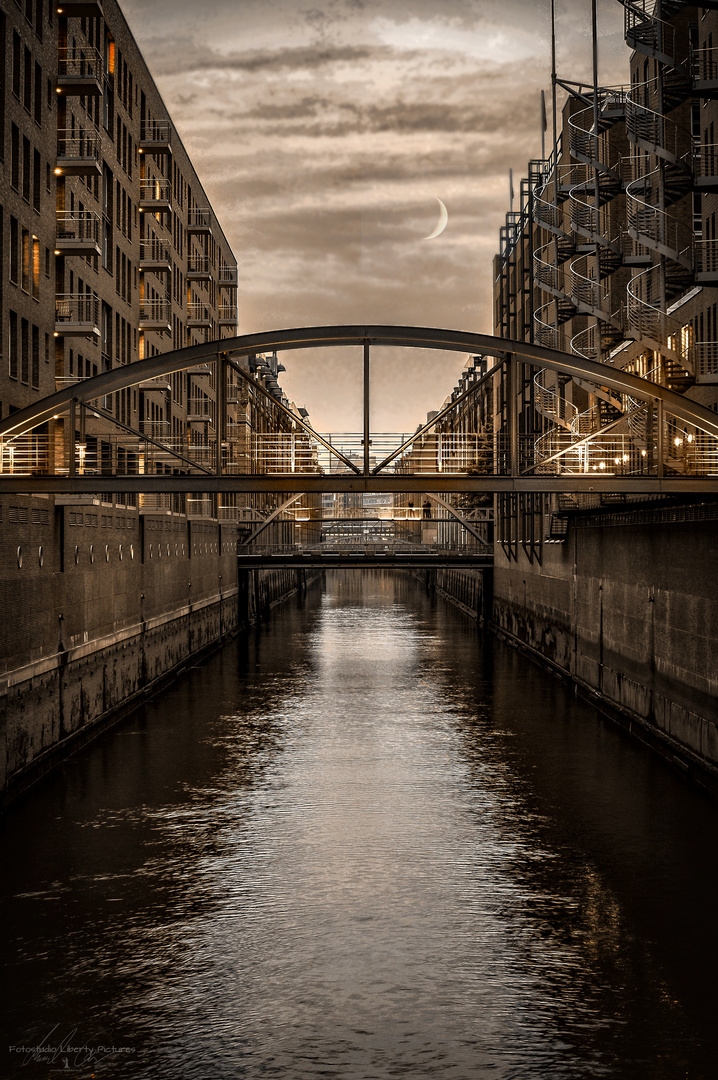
[2,571,718,1079]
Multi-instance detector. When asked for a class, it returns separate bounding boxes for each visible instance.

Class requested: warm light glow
[53,332,59,337]
[641,450,647,457]
[54,250,60,255]
[599,461,606,470]
[56,88,62,94]
[54,168,63,175]
[687,434,694,443]
[674,436,681,446]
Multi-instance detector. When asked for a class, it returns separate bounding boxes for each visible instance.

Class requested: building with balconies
[493,0,718,554]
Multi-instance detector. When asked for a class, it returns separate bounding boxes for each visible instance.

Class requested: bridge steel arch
[1,325,718,495]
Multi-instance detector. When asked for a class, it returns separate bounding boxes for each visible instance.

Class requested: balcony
[187,364,213,380]
[139,119,171,156]
[56,1,104,15]
[139,376,171,393]
[695,239,718,283]
[187,255,211,281]
[57,48,102,96]
[187,208,212,234]
[219,265,238,286]
[55,211,101,257]
[56,128,102,177]
[139,298,171,332]
[140,178,171,214]
[55,293,100,337]
[219,304,238,327]
[694,144,718,190]
[140,238,172,274]
[187,398,214,423]
[187,302,212,329]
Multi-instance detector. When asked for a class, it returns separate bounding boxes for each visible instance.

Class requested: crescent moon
[423,197,448,240]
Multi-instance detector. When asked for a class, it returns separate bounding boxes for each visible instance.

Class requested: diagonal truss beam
[426,493,489,545]
[80,401,214,475]
[241,493,303,545]
[371,362,500,475]
[224,353,361,475]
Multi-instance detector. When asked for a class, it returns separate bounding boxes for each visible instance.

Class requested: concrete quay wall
[0,496,304,806]
[492,514,718,792]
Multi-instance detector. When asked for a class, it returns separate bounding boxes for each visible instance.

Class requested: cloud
[119,0,629,427]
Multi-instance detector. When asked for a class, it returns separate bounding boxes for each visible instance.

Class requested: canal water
[2,572,718,1079]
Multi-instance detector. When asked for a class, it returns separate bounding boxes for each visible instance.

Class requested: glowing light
[54,168,63,175]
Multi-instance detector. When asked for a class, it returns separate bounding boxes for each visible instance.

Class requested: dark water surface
[2,572,718,1079]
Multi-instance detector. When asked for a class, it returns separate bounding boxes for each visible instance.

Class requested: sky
[120,0,628,431]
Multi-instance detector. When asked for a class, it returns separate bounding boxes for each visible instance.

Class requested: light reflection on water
[2,571,718,1079]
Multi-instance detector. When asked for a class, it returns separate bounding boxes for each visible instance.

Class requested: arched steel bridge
[1,325,718,495]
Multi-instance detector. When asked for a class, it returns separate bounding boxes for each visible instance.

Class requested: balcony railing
[187,399,214,421]
[56,128,102,176]
[219,304,238,326]
[187,207,212,232]
[187,255,211,279]
[139,298,171,330]
[187,363,213,378]
[55,293,100,337]
[139,376,171,393]
[55,211,101,256]
[187,303,212,327]
[139,238,172,272]
[219,265,238,286]
[57,47,102,95]
[139,178,171,212]
[139,120,171,155]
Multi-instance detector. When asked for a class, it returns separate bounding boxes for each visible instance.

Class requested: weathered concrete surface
[492,515,718,787]
[0,495,307,805]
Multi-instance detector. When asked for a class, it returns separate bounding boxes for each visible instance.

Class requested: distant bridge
[236,544,493,570]
[1,325,717,495]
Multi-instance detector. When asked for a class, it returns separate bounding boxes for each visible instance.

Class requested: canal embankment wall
[427,507,718,793]
[0,497,306,806]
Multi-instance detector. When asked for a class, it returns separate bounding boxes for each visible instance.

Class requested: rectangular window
[22,136,31,201]
[11,124,20,189]
[25,0,33,25]
[9,311,18,379]
[10,216,19,283]
[34,61,41,124]
[33,148,41,210]
[12,31,21,98]
[35,0,42,39]
[21,317,29,384]
[21,228,30,292]
[32,236,39,298]
[23,46,31,111]
[32,324,39,388]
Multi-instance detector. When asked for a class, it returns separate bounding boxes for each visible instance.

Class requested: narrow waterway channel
[2,571,718,1079]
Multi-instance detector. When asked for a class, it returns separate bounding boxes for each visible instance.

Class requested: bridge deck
[237,549,493,570]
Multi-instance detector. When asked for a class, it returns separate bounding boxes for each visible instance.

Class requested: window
[21,317,29,384]
[9,311,18,379]
[32,324,39,388]
[10,217,19,283]
[23,45,32,111]
[11,124,20,189]
[33,149,40,211]
[32,236,39,298]
[21,228,30,292]
[22,136,31,201]
[34,61,41,124]
[12,31,21,98]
